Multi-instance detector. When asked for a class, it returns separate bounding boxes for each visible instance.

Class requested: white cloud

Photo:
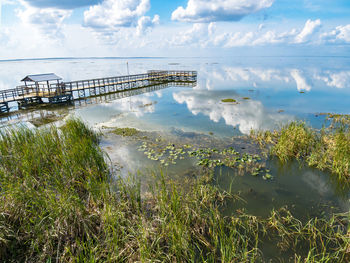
[322,24,350,43]
[17,1,72,38]
[167,19,320,49]
[197,19,322,48]
[211,32,229,46]
[21,0,99,9]
[0,27,11,45]
[136,14,159,35]
[227,20,321,47]
[83,0,160,42]
[171,22,228,47]
[0,0,17,5]
[170,23,212,47]
[333,25,350,42]
[224,31,255,47]
[171,0,274,23]
[84,0,150,29]
[294,19,321,43]
[252,28,297,45]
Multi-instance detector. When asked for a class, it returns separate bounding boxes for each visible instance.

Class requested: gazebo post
[47,80,50,96]
[57,79,60,94]
[35,82,39,96]
[23,80,28,96]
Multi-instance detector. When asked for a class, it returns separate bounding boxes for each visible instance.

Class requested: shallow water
[216,160,349,219]
[1,56,349,219]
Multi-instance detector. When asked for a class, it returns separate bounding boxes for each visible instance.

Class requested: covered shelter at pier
[21,73,62,87]
[21,73,63,97]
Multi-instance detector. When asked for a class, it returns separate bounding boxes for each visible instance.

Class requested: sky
[0,0,349,59]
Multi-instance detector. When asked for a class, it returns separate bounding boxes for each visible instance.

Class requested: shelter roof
[21,73,62,82]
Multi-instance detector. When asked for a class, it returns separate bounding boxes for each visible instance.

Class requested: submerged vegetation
[251,115,350,179]
[0,119,349,262]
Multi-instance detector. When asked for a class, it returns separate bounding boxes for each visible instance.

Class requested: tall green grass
[271,122,316,162]
[308,125,350,179]
[0,119,348,262]
[252,120,350,179]
[0,119,109,261]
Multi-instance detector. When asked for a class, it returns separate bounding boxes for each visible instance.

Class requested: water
[0,56,349,218]
[216,161,349,220]
[2,56,350,131]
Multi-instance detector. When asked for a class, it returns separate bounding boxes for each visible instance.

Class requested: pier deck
[0,70,197,113]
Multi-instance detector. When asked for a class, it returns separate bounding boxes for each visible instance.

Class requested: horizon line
[0,55,349,63]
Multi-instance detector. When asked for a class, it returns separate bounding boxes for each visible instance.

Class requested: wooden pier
[0,81,196,126]
[0,70,197,113]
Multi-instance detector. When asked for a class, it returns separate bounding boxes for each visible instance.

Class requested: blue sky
[0,0,349,59]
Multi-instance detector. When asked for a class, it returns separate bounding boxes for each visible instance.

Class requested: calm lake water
[1,56,349,219]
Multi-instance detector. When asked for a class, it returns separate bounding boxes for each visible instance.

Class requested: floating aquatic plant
[139,140,272,179]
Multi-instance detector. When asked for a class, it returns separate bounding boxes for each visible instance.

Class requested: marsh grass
[251,120,350,179]
[0,119,349,262]
[308,124,350,179]
[271,122,316,162]
[0,119,109,261]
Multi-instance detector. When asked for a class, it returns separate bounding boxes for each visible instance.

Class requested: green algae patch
[221,98,236,103]
[112,127,140,136]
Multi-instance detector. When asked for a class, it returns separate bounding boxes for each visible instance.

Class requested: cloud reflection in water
[195,64,350,92]
[173,90,293,135]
